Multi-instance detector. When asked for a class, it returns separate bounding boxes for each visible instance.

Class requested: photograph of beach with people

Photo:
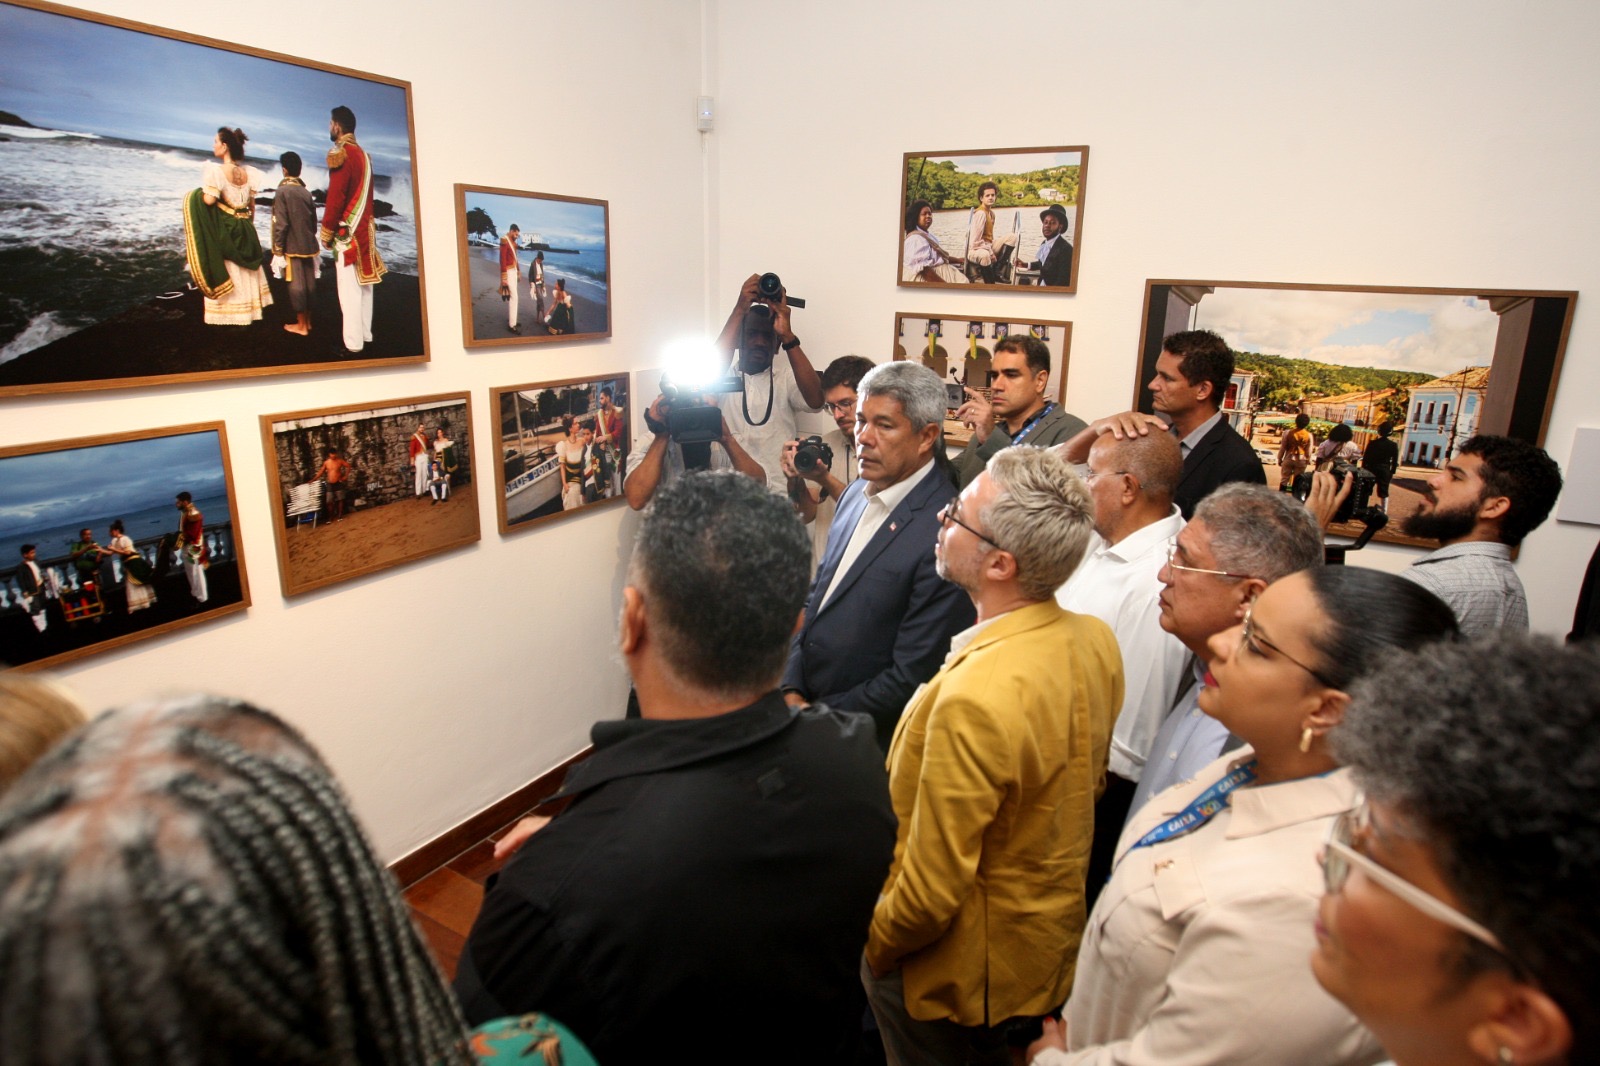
[1138,281,1577,547]
[0,424,249,670]
[493,375,628,533]
[0,1,425,397]
[455,185,611,347]
[262,394,477,596]
[898,146,1087,293]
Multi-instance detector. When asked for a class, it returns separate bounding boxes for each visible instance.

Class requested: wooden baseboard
[389,747,591,888]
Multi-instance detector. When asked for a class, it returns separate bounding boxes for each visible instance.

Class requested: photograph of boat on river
[493,374,629,534]
[0,423,249,670]
[0,0,427,397]
[1136,280,1577,548]
[455,184,611,347]
[898,146,1087,294]
[261,394,477,596]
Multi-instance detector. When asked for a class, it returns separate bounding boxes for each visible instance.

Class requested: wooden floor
[403,820,523,982]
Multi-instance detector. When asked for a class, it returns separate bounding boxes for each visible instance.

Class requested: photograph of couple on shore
[899,145,1087,294]
[0,0,426,397]
[455,185,612,347]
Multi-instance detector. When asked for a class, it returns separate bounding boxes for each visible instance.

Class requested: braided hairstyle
[0,695,472,1066]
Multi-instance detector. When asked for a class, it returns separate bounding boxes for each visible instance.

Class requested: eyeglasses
[1321,799,1505,952]
[1083,467,1131,484]
[1239,601,1337,688]
[938,501,1005,553]
[1164,543,1252,582]
[824,397,857,415]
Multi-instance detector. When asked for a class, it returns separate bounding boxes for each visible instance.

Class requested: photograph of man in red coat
[319,105,386,355]
[499,224,522,334]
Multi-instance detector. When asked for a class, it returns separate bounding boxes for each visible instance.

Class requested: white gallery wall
[6,0,1599,860]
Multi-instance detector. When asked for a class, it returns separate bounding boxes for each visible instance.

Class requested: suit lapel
[1175,420,1223,496]
[814,465,943,620]
[807,482,869,622]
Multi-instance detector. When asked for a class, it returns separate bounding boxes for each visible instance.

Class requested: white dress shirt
[820,457,937,610]
[1057,507,1191,781]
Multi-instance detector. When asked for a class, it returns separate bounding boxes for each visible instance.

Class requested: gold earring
[1299,727,1315,753]
[1498,1048,1514,1065]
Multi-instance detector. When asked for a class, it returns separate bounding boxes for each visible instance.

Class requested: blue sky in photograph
[925,151,1082,174]
[0,3,411,161]
[465,191,607,248]
[0,431,226,535]
[1321,309,1435,348]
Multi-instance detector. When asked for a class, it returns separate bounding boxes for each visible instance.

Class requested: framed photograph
[455,184,611,347]
[0,0,427,398]
[0,422,249,670]
[894,313,1073,446]
[261,393,478,596]
[898,146,1087,293]
[1137,280,1578,547]
[491,374,629,534]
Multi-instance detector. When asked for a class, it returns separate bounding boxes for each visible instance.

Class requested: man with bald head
[1056,429,1191,902]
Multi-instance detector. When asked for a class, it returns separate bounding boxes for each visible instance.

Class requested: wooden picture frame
[492,374,630,534]
[0,0,428,398]
[455,184,612,347]
[898,146,1087,294]
[261,392,478,596]
[0,421,250,670]
[1137,280,1578,547]
[893,313,1073,449]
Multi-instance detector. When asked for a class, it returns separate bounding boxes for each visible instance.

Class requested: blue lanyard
[1121,760,1258,862]
[1010,402,1055,446]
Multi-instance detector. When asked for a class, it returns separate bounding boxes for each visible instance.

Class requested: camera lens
[757,272,783,299]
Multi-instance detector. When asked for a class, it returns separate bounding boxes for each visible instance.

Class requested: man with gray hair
[456,472,895,1062]
[1056,428,1191,899]
[783,360,975,749]
[1128,482,1324,819]
[864,447,1122,1065]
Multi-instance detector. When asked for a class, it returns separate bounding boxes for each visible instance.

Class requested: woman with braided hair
[0,695,594,1066]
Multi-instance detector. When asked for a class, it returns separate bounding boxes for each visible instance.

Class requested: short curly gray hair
[1334,635,1600,1051]
[980,447,1094,600]
[1194,482,1323,582]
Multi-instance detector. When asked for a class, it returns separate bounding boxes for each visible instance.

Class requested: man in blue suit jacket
[783,362,976,750]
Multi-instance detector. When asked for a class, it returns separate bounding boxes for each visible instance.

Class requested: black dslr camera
[755,271,805,309]
[651,372,745,445]
[792,434,834,475]
[1293,460,1390,557]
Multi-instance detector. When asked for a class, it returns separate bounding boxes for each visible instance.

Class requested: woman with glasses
[1028,565,1458,1066]
[1316,635,1599,1066]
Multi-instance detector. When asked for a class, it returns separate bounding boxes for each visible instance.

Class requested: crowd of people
[0,282,1593,1066]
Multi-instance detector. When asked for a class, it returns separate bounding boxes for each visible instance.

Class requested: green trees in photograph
[906,158,1081,210]
[465,206,497,239]
[1235,351,1431,415]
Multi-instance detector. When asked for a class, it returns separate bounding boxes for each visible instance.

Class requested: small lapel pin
[889,522,899,532]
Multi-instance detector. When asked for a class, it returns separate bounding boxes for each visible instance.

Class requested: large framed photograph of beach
[261,393,478,597]
[0,422,250,671]
[893,313,1073,449]
[0,0,427,398]
[455,185,611,348]
[492,373,629,534]
[1137,280,1578,547]
[898,146,1087,294]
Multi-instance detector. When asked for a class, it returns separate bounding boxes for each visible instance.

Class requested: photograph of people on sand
[1138,280,1577,547]
[0,423,249,670]
[893,314,1072,446]
[492,374,629,534]
[455,185,611,347]
[898,146,1087,294]
[0,0,426,398]
[261,393,476,596]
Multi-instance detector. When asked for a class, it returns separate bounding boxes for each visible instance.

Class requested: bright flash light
[661,337,723,389]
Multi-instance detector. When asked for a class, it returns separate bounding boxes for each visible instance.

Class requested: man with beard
[1401,435,1562,635]
[953,334,1086,489]
[781,355,874,571]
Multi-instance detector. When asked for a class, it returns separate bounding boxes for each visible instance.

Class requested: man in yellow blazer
[863,446,1124,1065]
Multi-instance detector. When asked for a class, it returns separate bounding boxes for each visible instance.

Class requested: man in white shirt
[1127,483,1324,821]
[1055,428,1190,901]
[714,274,824,489]
[782,362,975,750]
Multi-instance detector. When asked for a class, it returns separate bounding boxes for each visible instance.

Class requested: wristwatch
[781,337,802,351]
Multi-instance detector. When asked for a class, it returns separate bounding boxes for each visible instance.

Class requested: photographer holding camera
[713,273,825,489]
[623,392,766,509]
[781,355,876,570]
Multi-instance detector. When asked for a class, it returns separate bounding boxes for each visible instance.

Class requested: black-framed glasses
[1164,543,1252,581]
[824,396,857,416]
[938,501,1005,553]
[1239,601,1338,688]
[1321,797,1504,951]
